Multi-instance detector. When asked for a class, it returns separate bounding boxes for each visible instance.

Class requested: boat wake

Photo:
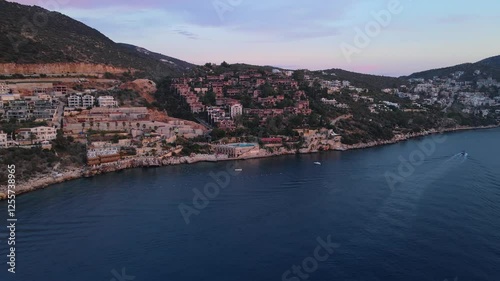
[359,152,471,238]
[446,152,469,163]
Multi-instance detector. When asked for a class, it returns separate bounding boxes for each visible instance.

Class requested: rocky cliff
[1,125,497,201]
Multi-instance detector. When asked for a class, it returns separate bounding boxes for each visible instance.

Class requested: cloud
[172,28,199,40]
[14,0,361,41]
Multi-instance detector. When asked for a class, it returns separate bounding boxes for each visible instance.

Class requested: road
[50,101,65,129]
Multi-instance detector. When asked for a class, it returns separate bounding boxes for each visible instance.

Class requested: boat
[314,162,322,165]
[234,168,243,172]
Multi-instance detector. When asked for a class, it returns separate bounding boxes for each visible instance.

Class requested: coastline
[1,124,498,200]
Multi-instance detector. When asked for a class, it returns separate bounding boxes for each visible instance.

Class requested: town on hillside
[0,64,499,182]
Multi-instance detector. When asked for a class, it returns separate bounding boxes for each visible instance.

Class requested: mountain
[477,55,500,68]
[0,0,195,76]
[117,43,195,71]
[316,68,408,90]
[405,55,500,81]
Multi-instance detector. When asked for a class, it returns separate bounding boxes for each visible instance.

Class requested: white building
[207,106,226,123]
[82,95,95,108]
[68,94,82,108]
[0,94,21,102]
[214,143,259,158]
[98,96,118,108]
[321,98,338,105]
[68,93,95,108]
[87,146,120,159]
[383,101,400,108]
[16,126,57,143]
[230,104,243,119]
[0,82,10,94]
[0,131,8,148]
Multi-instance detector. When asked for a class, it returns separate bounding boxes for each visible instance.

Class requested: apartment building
[0,82,10,94]
[5,100,31,120]
[68,93,95,108]
[16,126,57,143]
[230,103,243,119]
[98,96,118,107]
[0,131,8,148]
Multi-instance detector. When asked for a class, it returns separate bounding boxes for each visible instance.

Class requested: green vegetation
[0,119,48,136]
[406,56,500,81]
[0,147,58,183]
[315,69,408,90]
[153,77,196,121]
[174,137,211,156]
[0,132,86,184]
[0,1,194,78]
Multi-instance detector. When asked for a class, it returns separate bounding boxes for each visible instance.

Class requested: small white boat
[234,168,243,172]
[314,162,322,165]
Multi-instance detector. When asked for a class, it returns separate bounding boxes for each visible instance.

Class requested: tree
[260,83,276,98]
[210,128,226,140]
[221,61,230,68]
[29,132,36,145]
[293,70,305,82]
[240,95,253,108]
[202,91,216,106]
[289,115,305,128]
[233,115,244,127]
[103,72,115,79]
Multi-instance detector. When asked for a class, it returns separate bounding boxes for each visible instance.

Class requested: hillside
[117,43,195,71]
[315,68,408,90]
[405,55,500,81]
[0,0,195,77]
[478,55,500,67]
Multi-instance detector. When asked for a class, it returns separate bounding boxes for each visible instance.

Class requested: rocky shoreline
[0,125,498,200]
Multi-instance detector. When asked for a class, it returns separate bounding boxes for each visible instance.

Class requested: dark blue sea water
[1,128,499,281]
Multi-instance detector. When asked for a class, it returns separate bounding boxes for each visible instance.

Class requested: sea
[0,128,499,281]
